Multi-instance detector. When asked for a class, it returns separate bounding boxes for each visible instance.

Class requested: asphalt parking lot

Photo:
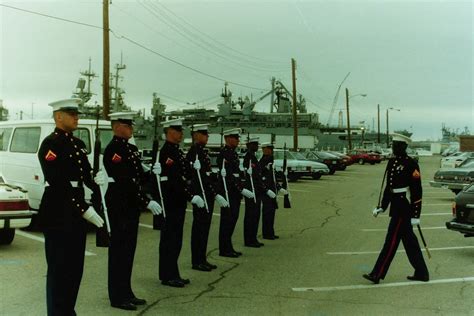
[1,155,473,315]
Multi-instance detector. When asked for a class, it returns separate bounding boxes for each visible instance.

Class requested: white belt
[392,187,408,193]
[45,181,82,188]
[159,176,168,182]
[107,177,138,183]
[233,173,239,177]
[205,172,211,176]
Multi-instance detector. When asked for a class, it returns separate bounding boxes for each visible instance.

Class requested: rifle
[151,110,166,230]
[93,105,111,247]
[282,143,291,208]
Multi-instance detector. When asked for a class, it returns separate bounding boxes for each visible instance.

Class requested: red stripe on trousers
[376,217,403,279]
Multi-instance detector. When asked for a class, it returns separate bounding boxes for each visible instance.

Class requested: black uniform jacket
[243,151,267,195]
[259,155,281,193]
[159,141,193,209]
[38,128,96,230]
[216,145,244,196]
[380,155,422,218]
[186,143,217,199]
[103,136,149,220]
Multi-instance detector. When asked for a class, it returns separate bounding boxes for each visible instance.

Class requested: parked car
[430,158,474,194]
[406,148,419,162]
[0,179,35,244]
[347,149,382,165]
[445,184,474,237]
[328,151,354,166]
[303,151,345,174]
[440,152,474,169]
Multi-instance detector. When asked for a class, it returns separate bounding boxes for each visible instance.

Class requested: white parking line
[327,246,474,255]
[292,276,474,292]
[423,203,452,206]
[16,230,96,256]
[362,226,445,232]
[380,213,451,217]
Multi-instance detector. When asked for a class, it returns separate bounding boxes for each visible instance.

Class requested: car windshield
[459,159,474,168]
[465,184,474,193]
[291,152,307,160]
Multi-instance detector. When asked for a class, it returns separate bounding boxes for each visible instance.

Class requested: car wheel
[288,174,298,182]
[311,173,322,180]
[452,189,461,195]
[340,165,347,170]
[0,228,15,245]
[370,162,375,165]
[358,159,365,165]
[329,169,336,175]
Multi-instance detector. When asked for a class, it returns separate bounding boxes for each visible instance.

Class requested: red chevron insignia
[165,158,174,166]
[45,150,57,161]
[112,153,122,163]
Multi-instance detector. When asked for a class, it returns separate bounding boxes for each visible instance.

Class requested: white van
[0,119,113,216]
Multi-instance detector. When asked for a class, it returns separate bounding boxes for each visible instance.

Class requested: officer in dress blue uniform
[243,137,270,247]
[96,112,162,310]
[186,124,229,271]
[216,128,255,257]
[157,119,205,287]
[259,142,287,240]
[38,98,104,316]
[363,134,429,284]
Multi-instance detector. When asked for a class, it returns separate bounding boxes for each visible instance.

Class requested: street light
[361,126,366,146]
[345,88,367,150]
[386,107,401,147]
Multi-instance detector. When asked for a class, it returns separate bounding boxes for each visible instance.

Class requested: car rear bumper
[446,220,474,235]
[0,210,37,229]
[429,181,469,190]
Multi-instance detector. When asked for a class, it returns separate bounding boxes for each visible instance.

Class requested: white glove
[266,190,276,199]
[82,207,104,228]
[94,170,107,186]
[372,207,384,217]
[215,194,229,208]
[191,195,205,208]
[147,200,162,215]
[411,218,420,226]
[152,163,161,176]
[193,159,201,170]
[241,188,255,199]
[279,188,288,195]
[246,167,253,176]
[220,167,227,177]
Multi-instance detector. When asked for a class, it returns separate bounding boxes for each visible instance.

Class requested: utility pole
[345,88,352,150]
[386,108,389,147]
[102,0,110,119]
[270,77,275,113]
[291,58,298,151]
[377,104,380,144]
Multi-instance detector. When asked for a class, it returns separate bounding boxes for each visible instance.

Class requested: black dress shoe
[219,252,239,258]
[262,236,275,240]
[244,242,261,248]
[111,302,137,311]
[362,273,380,284]
[129,297,146,305]
[233,250,242,256]
[407,275,429,282]
[204,261,217,269]
[193,263,212,272]
[257,241,265,246]
[161,279,185,288]
[179,278,190,285]
[273,235,280,239]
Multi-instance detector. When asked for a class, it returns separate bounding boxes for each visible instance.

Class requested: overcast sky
[1,0,472,140]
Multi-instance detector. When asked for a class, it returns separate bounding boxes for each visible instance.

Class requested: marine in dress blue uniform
[38,98,104,316]
[101,112,161,310]
[363,134,429,284]
[243,137,267,247]
[186,124,229,271]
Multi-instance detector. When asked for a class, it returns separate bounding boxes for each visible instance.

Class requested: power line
[141,1,288,73]
[1,3,267,91]
[153,0,288,67]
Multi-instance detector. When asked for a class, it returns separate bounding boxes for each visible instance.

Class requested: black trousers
[244,195,261,244]
[261,195,277,238]
[44,225,86,316]
[371,216,429,280]
[108,217,139,304]
[191,197,214,265]
[159,207,186,281]
[219,192,241,253]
